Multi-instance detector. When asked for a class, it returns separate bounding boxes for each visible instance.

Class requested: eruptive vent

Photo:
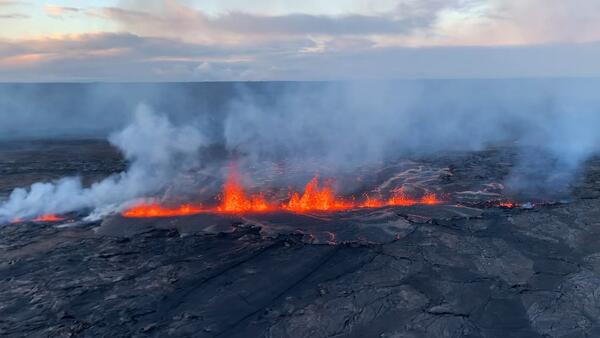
[284,177,352,212]
[217,166,272,213]
[120,165,442,218]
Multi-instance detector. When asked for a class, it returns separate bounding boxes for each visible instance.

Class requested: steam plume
[1,80,600,222]
[0,105,205,222]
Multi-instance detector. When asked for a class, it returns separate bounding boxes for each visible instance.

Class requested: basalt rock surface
[1,141,600,337]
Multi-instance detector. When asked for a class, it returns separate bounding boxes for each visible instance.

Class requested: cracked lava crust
[2,140,600,337]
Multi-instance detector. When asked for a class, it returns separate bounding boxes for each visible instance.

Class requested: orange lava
[420,192,440,205]
[387,189,419,206]
[121,172,443,218]
[358,195,385,208]
[122,203,203,218]
[32,214,65,222]
[358,190,440,208]
[217,166,273,213]
[283,177,353,212]
[497,201,518,208]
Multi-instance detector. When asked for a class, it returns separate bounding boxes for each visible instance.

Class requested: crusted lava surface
[2,140,600,337]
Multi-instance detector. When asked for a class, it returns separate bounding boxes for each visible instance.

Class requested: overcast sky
[1,0,600,81]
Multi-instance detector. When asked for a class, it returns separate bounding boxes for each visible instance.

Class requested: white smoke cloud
[224,82,508,173]
[0,104,206,222]
[223,81,600,194]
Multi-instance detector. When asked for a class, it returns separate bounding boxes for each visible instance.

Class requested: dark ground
[1,141,600,337]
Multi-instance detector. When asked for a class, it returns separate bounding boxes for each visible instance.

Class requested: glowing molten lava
[32,214,65,222]
[387,189,419,206]
[284,177,353,212]
[8,214,66,223]
[497,201,518,208]
[121,171,443,218]
[122,203,203,218]
[358,190,440,208]
[359,195,385,208]
[420,192,440,205]
[218,166,273,213]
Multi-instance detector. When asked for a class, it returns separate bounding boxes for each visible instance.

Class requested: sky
[1,0,600,81]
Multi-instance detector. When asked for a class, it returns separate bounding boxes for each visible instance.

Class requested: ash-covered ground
[2,140,600,337]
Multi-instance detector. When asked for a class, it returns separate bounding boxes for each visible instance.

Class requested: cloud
[429,0,600,46]
[1,31,599,81]
[495,0,600,43]
[91,0,600,47]
[211,12,423,35]
[95,0,454,40]
[0,1,29,19]
[0,32,315,61]
[45,5,80,17]
[0,1,30,6]
[1,0,600,80]
[0,13,27,19]
[0,32,317,80]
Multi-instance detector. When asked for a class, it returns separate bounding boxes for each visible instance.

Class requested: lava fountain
[121,168,442,218]
[283,176,353,212]
[217,166,273,213]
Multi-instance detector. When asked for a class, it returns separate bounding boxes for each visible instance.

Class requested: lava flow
[358,190,439,208]
[121,168,443,218]
[33,214,65,222]
[9,214,66,223]
[497,201,518,208]
[122,203,203,218]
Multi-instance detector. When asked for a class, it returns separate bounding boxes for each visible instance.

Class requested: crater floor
[1,141,600,337]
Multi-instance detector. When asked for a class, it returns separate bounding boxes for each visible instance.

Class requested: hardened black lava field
[1,140,600,337]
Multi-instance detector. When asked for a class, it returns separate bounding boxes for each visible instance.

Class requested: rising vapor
[1,81,600,221]
[0,105,205,222]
